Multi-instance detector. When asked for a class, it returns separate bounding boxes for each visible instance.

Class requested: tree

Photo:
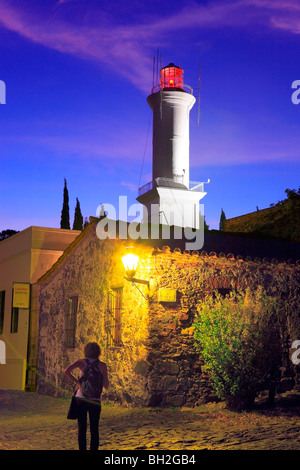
[83,217,89,229]
[285,186,300,200]
[200,215,209,231]
[73,198,83,231]
[60,178,70,229]
[0,229,19,241]
[193,288,282,411]
[219,208,226,231]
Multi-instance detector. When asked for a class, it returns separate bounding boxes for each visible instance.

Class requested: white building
[0,226,80,390]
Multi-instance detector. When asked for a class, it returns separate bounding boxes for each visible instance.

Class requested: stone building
[37,218,300,407]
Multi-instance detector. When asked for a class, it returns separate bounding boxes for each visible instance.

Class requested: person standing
[64,342,109,450]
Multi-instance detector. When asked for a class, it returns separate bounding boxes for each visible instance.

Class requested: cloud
[244,0,300,34]
[0,0,300,92]
[120,181,138,192]
[0,1,154,91]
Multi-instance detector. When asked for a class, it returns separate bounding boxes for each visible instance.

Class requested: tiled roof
[152,244,300,266]
[138,229,300,263]
[37,219,300,285]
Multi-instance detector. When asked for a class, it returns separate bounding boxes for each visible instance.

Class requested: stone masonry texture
[37,221,300,406]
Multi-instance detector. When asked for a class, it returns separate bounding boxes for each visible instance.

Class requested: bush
[193,288,282,411]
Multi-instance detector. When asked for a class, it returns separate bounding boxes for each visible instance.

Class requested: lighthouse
[137,63,207,229]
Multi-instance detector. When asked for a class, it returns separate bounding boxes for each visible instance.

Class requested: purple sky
[1,0,300,231]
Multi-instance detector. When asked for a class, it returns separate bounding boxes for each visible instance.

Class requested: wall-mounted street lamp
[121,251,139,279]
[122,247,149,299]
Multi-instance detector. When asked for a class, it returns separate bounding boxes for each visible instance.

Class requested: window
[10,307,19,333]
[106,288,122,347]
[64,296,78,348]
[0,291,5,334]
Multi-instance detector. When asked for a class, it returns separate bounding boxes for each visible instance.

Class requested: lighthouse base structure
[137,185,206,230]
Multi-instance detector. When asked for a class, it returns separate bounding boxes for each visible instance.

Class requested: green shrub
[193,288,282,411]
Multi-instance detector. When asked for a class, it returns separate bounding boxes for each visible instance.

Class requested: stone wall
[37,221,300,406]
[37,225,153,404]
[140,248,300,406]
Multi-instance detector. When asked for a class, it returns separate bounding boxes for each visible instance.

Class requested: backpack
[79,359,103,399]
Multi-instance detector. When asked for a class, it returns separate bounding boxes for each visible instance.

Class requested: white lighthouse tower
[137,63,207,229]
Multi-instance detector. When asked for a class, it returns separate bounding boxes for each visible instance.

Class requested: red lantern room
[160,63,183,90]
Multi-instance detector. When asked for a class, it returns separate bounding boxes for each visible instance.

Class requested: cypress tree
[219,208,226,231]
[73,197,83,231]
[60,178,70,229]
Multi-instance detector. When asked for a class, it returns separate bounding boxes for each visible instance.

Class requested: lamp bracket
[124,277,149,299]
[125,276,149,286]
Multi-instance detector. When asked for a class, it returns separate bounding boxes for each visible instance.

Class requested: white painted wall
[147,90,196,189]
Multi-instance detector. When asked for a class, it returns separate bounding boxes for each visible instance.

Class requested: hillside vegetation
[225,188,300,243]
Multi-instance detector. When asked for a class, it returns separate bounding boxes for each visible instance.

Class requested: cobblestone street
[0,390,300,451]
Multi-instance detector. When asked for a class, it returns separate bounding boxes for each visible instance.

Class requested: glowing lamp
[160,63,183,90]
[121,247,150,298]
[122,251,139,279]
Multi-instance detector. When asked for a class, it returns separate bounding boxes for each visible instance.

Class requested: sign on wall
[13,283,30,309]
[158,288,177,303]
[0,340,5,364]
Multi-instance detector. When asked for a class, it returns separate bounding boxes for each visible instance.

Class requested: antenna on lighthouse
[198,62,202,127]
[156,48,159,89]
[152,56,155,91]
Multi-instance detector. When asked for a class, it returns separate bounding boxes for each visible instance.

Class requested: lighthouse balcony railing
[151,83,194,94]
[138,181,153,196]
[189,181,205,192]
